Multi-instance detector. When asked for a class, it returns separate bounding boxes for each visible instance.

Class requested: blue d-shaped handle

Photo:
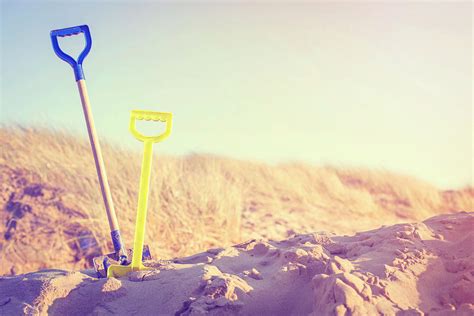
[50,25,92,81]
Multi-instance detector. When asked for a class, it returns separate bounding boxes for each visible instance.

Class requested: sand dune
[1,212,472,315]
[1,127,472,276]
[0,127,473,314]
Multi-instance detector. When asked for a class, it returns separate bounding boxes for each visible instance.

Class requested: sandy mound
[1,212,472,315]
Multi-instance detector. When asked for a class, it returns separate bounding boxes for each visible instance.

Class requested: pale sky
[1,1,472,189]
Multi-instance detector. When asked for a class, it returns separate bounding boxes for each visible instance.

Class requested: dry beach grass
[0,127,472,275]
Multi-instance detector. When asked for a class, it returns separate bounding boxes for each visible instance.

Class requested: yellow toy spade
[107,110,172,278]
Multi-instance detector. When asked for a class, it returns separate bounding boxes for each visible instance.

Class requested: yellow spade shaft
[131,140,154,269]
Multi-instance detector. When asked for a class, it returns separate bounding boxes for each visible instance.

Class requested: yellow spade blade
[107,263,151,278]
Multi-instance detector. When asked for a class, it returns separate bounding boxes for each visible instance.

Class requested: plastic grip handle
[129,110,173,143]
[50,25,92,81]
[50,26,83,37]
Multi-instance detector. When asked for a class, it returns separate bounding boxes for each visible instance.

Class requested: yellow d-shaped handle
[129,110,172,143]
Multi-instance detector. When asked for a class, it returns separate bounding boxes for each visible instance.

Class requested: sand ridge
[0,212,472,315]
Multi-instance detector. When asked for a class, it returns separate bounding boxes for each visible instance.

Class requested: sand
[1,212,472,315]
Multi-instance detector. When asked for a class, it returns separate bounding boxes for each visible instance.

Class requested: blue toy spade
[50,25,151,277]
